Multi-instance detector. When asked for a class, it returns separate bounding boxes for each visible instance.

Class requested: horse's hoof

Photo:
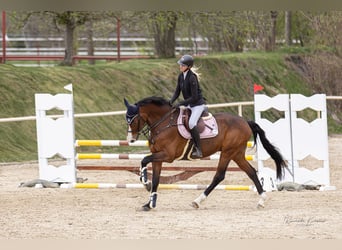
[257,199,265,209]
[257,203,265,209]
[142,206,151,211]
[191,201,199,209]
[137,204,152,212]
[136,206,150,212]
[257,193,267,209]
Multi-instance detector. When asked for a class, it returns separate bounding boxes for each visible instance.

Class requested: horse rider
[169,54,206,158]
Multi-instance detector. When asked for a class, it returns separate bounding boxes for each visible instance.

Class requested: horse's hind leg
[234,155,267,208]
[191,154,230,209]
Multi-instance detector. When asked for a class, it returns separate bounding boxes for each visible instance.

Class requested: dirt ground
[0,136,341,239]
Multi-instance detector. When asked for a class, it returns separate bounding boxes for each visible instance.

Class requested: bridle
[127,113,149,141]
[128,108,177,143]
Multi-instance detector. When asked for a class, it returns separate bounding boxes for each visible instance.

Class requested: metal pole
[2,11,6,63]
[116,17,121,63]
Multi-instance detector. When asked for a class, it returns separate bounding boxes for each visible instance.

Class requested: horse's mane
[136,96,170,107]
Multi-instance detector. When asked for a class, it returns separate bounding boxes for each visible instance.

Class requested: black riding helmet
[177,54,194,67]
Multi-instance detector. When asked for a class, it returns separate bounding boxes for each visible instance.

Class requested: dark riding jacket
[170,69,206,107]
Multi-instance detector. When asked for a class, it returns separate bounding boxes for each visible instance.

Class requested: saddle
[177,107,218,140]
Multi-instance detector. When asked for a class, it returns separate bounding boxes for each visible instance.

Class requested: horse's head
[124,96,173,142]
[124,98,144,142]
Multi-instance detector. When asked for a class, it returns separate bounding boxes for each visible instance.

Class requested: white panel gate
[254,94,333,190]
[35,93,76,183]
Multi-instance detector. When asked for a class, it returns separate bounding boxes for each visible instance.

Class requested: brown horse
[124,96,287,211]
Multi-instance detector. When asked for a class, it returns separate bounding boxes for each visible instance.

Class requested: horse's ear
[124,98,138,116]
[124,98,130,108]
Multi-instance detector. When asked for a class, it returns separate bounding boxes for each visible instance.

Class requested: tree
[4,10,342,61]
[85,18,95,65]
[180,12,249,53]
[245,11,268,50]
[269,11,278,51]
[46,11,123,66]
[49,11,90,66]
[245,11,279,51]
[285,11,292,46]
[195,12,225,53]
[82,11,122,64]
[291,11,313,47]
[306,11,342,55]
[147,11,178,58]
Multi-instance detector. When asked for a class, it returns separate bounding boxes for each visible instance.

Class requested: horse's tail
[247,120,286,180]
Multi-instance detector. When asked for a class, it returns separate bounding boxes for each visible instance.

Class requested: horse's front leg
[142,161,162,211]
[140,154,153,191]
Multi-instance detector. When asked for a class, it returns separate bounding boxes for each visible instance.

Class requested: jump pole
[75,140,254,148]
[60,183,253,191]
[75,140,150,147]
[76,153,256,161]
[76,165,242,172]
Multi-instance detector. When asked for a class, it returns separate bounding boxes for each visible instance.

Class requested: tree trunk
[269,11,278,51]
[224,26,244,52]
[62,15,76,66]
[212,25,223,52]
[151,12,177,58]
[285,11,292,46]
[86,19,95,65]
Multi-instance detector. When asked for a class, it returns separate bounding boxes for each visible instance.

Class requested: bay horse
[124,96,286,211]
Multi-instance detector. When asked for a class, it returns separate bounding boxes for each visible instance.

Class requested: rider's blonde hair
[191,66,201,81]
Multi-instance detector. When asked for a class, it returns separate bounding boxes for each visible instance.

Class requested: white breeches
[188,104,206,129]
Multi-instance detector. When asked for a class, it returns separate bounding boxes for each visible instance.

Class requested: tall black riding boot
[190,126,203,158]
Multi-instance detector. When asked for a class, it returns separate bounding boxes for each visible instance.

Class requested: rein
[135,107,177,143]
[150,108,177,130]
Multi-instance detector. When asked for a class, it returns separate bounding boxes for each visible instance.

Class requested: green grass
[0,51,340,162]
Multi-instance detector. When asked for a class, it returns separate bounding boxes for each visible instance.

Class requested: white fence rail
[0,96,341,124]
[3,36,210,57]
